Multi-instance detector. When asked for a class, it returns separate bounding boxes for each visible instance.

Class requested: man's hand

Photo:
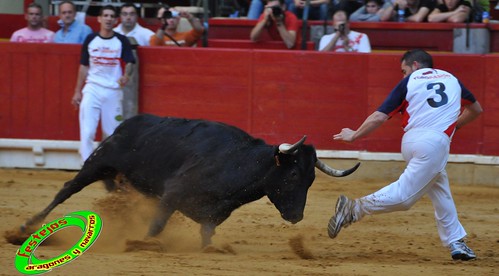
[333,128,356,142]
[71,90,82,109]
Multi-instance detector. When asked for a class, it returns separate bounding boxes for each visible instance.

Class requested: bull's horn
[315,160,360,177]
[278,135,307,154]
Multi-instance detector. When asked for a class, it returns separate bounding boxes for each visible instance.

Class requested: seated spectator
[350,0,392,21]
[114,2,154,46]
[150,6,204,47]
[290,0,331,20]
[247,0,295,19]
[332,0,365,17]
[250,0,299,49]
[427,0,472,22]
[382,0,437,22]
[318,9,371,52]
[54,1,92,44]
[10,3,54,43]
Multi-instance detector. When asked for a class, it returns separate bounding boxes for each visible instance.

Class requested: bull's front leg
[200,222,216,248]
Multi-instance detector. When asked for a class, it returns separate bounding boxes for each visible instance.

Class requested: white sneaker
[449,239,476,261]
[328,195,356,239]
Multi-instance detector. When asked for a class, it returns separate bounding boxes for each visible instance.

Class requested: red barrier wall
[0,42,497,156]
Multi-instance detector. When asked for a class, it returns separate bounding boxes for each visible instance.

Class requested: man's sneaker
[449,239,476,261]
[328,195,356,239]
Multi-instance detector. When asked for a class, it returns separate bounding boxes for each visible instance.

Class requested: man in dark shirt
[428,0,472,22]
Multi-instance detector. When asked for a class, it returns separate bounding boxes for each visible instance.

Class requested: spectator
[54,1,93,44]
[250,0,299,49]
[427,0,472,22]
[149,6,204,47]
[290,0,331,20]
[332,0,365,17]
[350,0,392,21]
[114,2,154,46]
[71,5,135,162]
[10,3,54,43]
[247,0,295,19]
[382,0,437,22]
[318,9,371,52]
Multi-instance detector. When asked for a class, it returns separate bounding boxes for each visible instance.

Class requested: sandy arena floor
[0,167,498,276]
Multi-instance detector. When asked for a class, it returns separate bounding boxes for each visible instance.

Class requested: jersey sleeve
[377,76,410,116]
[79,33,95,66]
[459,80,476,105]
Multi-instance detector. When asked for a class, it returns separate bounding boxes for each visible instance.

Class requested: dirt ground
[0,167,498,276]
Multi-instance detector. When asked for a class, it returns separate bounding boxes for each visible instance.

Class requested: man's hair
[119,2,139,15]
[27,3,43,13]
[332,9,348,20]
[99,5,117,16]
[364,0,383,6]
[401,49,434,68]
[59,1,76,11]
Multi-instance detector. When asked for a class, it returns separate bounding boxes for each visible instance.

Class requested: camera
[162,10,179,19]
[338,23,345,33]
[271,5,283,17]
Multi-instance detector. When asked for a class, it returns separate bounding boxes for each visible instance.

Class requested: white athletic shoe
[449,239,476,261]
[328,195,356,239]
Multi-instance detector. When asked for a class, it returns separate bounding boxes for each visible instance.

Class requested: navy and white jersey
[80,32,135,89]
[377,68,476,136]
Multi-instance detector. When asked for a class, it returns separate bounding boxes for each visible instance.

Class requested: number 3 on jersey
[427,82,448,108]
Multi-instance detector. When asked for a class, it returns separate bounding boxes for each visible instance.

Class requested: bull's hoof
[202,244,237,255]
[124,238,165,252]
[4,228,31,245]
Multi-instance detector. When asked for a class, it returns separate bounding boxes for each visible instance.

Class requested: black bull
[21,114,359,247]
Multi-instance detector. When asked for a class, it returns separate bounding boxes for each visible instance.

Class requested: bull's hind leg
[200,222,216,248]
[146,196,175,238]
[21,165,117,232]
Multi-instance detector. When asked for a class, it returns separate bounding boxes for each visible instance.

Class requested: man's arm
[276,24,296,49]
[456,101,483,130]
[118,62,134,87]
[319,32,341,51]
[250,14,269,41]
[333,111,389,142]
[72,64,89,108]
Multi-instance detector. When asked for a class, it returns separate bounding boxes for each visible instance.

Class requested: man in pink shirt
[10,3,54,43]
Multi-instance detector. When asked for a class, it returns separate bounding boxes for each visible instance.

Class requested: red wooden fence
[0,42,497,155]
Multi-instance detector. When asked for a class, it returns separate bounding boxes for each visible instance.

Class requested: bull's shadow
[16,114,360,250]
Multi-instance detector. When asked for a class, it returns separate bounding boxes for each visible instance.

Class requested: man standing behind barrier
[54,1,93,44]
[10,3,54,43]
[318,10,371,52]
[329,49,482,261]
[250,0,299,49]
[114,3,154,46]
[71,5,135,162]
[150,6,204,47]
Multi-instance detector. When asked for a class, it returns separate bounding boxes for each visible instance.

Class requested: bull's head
[266,136,360,224]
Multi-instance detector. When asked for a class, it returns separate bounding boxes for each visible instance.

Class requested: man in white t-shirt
[71,5,135,162]
[10,3,54,43]
[113,3,154,46]
[329,49,483,261]
[318,9,371,53]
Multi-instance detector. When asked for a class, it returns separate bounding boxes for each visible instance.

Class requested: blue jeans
[247,0,296,19]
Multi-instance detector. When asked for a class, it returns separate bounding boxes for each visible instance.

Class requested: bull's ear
[278,136,307,155]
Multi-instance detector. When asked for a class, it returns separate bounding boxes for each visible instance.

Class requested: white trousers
[354,129,467,246]
[79,83,123,162]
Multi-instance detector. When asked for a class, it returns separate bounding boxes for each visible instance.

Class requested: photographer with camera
[250,0,299,49]
[318,9,371,52]
[149,6,204,47]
